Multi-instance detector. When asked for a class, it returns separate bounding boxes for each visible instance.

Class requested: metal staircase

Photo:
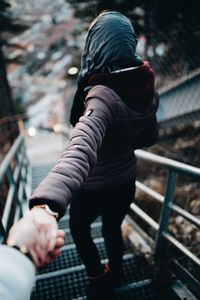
[30,164,182,300]
[1,135,199,300]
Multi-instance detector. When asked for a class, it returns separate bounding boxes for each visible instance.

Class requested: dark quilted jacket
[29,62,159,219]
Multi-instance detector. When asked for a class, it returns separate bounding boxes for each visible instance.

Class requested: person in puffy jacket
[28,10,159,300]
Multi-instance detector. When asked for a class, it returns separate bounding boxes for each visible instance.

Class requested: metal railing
[0,134,31,243]
[130,149,200,297]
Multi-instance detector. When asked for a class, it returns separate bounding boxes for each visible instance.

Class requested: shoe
[86,266,116,300]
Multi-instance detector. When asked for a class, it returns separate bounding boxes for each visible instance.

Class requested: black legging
[69,179,135,277]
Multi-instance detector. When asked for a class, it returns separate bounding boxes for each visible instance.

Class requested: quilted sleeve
[29,86,118,219]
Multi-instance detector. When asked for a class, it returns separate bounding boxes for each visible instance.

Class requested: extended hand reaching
[7,208,65,268]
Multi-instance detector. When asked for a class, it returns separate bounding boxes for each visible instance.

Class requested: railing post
[0,220,6,243]
[0,134,32,236]
[154,170,178,258]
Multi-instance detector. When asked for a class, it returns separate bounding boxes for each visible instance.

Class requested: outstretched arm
[29,86,117,219]
[26,86,117,262]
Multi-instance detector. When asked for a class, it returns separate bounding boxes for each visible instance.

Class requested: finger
[33,246,51,268]
[42,251,59,266]
[34,225,56,261]
[40,246,60,266]
[34,244,45,264]
[33,231,49,263]
[55,237,65,249]
[48,248,61,261]
[29,248,41,268]
[57,229,65,238]
[47,228,57,252]
[39,226,49,249]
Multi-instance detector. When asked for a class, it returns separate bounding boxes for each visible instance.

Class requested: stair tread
[31,269,178,300]
[32,252,157,300]
[36,238,134,275]
[57,215,102,231]
[31,164,54,190]
[30,168,179,300]
[115,282,179,300]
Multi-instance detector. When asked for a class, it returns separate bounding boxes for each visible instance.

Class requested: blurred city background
[0,0,200,292]
[1,0,200,164]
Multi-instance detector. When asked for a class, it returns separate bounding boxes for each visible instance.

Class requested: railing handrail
[135,149,200,179]
[0,113,27,126]
[134,150,200,255]
[158,66,200,96]
[0,134,31,241]
[130,148,200,297]
[0,135,23,181]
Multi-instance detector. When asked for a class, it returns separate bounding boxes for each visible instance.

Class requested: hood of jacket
[70,11,147,126]
[79,11,141,79]
[88,61,156,111]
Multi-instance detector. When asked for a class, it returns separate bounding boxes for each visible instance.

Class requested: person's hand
[7,208,65,268]
[46,229,65,263]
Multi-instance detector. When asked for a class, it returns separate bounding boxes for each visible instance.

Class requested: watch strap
[33,204,59,219]
[7,242,33,262]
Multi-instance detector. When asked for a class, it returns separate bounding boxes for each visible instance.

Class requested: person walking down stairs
[28,9,159,300]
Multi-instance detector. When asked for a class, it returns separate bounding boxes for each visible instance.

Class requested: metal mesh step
[58,215,102,231]
[63,222,105,245]
[31,274,179,300]
[31,253,155,300]
[69,283,181,300]
[58,214,70,229]
[31,255,149,300]
[31,266,87,300]
[70,282,180,300]
[31,164,53,176]
[30,166,179,300]
[58,216,105,249]
[36,238,134,275]
[115,282,180,300]
[31,164,54,190]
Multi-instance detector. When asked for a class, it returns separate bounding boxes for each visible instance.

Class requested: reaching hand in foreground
[7,208,65,268]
